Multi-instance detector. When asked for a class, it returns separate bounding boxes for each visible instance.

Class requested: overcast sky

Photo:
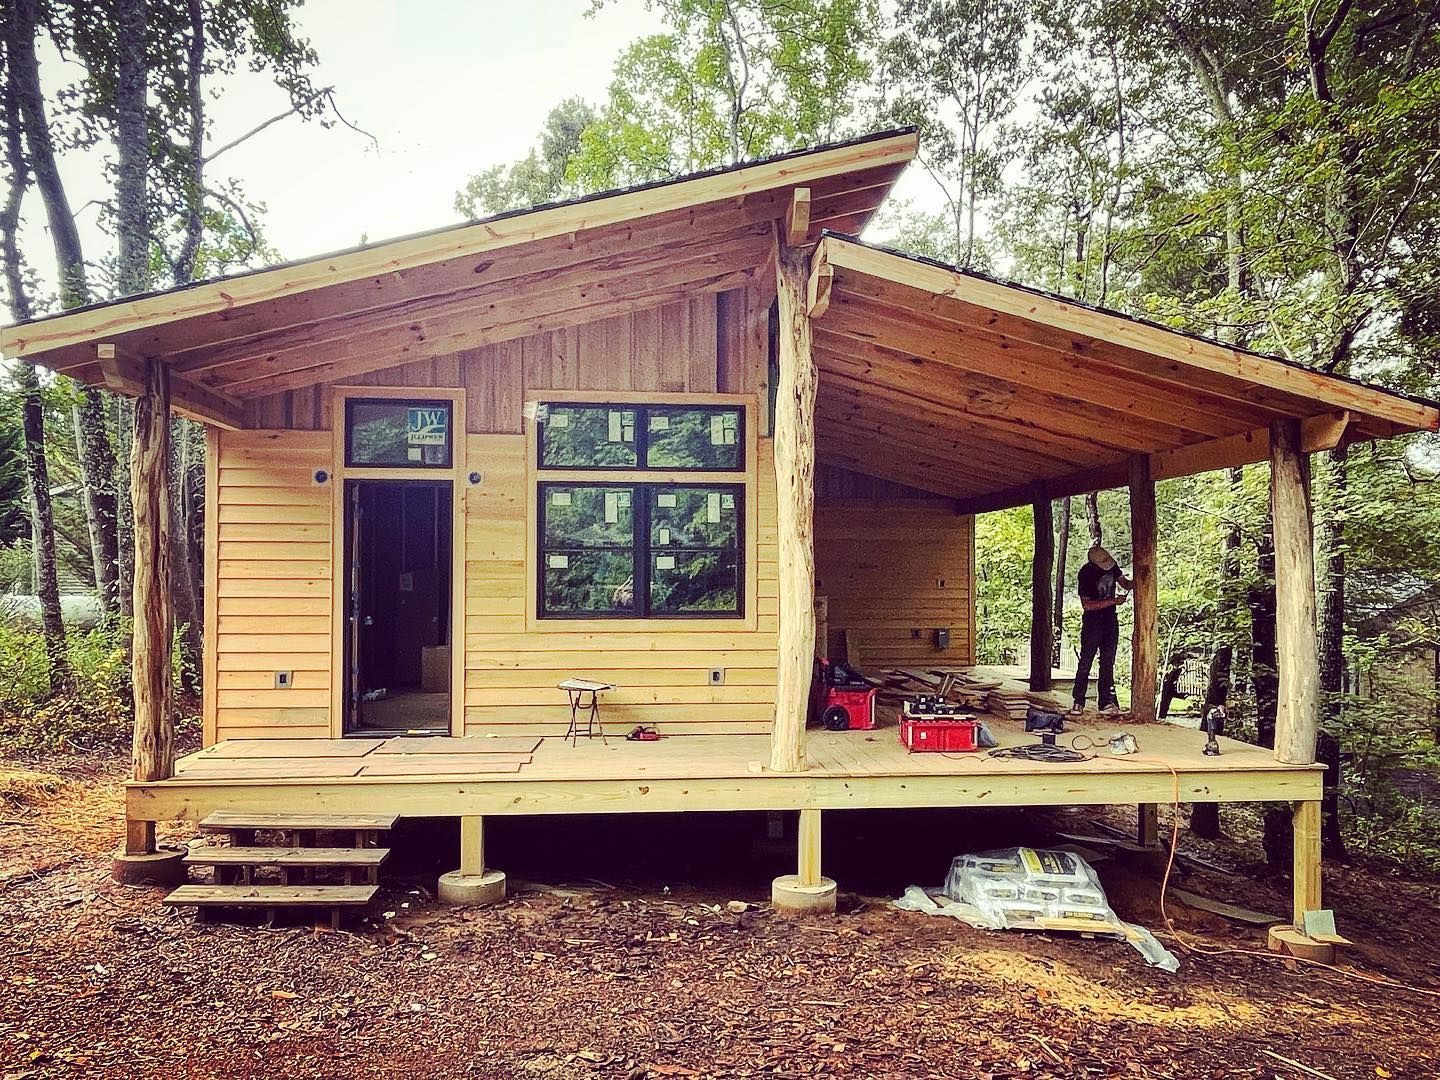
[14,0,924,317]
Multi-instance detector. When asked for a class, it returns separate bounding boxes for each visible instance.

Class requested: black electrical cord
[987,744,1092,764]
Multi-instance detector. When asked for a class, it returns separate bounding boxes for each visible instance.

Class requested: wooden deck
[127,718,1322,824]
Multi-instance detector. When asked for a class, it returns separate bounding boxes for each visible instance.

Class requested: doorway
[344,479,453,736]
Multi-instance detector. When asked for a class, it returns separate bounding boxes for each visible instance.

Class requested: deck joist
[126,722,1322,823]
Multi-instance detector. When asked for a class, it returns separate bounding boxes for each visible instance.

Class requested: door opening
[344,479,453,736]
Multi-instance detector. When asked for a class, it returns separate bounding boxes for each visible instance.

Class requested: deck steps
[166,812,397,924]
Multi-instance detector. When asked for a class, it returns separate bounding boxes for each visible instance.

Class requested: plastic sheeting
[893,847,1179,972]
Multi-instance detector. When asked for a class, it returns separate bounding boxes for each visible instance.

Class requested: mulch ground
[1,752,1437,1080]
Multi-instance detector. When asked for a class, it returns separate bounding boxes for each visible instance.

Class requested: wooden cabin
[4,129,1437,938]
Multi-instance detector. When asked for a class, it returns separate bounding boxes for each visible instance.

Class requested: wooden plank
[374,736,542,754]
[201,740,384,759]
[784,187,812,247]
[1291,800,1322,928]
[184,847,389,867]
[357,759,523,777]
[460,816,484,876]
[176,759,365,780]
[97,345,245,429]
[1271,419,1319,765]
[164,884,377,907]
[200,811,398,830]
[203,427,220,747]
[797,807,822,885]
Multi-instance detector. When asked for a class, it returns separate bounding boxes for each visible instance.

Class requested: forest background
[1,0,1437,869]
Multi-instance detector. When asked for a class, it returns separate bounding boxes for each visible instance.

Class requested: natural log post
[1030,499,1055,691]
[131,357,174,798]
[770,242,817,773]
[1129,456,1158,723]
[1271,419,1320,764]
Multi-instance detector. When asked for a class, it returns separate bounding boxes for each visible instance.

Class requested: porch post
[1030,499,1054,692]
[1128,455,1158,723]
[438,815,507,905]
[113,357,186,884]
[1270,419,1320,765]
[770,241,817,774]
[132,358,175,793]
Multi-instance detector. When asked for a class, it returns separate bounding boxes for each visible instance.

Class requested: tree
[454,99,597,217]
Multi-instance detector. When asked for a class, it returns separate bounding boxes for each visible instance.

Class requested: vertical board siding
[211,429,333,740]
[462,435,779,736]
[246,290,760,433]
[814,501,975,669]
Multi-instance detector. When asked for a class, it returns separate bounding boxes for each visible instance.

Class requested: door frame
[329,385,467,738]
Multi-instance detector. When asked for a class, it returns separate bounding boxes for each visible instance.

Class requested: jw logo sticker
[407,407,448,446]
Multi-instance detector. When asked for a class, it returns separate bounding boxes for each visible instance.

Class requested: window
[346,398,453,468]
[539,482,744,618]
[537,403,743,472]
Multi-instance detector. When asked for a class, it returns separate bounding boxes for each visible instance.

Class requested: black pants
[1074,613,1119,710]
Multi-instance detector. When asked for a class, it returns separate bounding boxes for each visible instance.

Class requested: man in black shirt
[1071,545,1133,715]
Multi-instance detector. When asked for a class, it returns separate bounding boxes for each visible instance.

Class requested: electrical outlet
[274,670,293,689]
[709,668,726,686]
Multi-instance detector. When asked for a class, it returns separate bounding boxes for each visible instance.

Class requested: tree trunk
[1129,457,1158,723]
[131,359,174,783]
[169,417,204,694]
[16,365,72,696]
[1030,499,1054,692]
[1157,656,1182,718]
[1316,445,1348,858]
[1052,496,1070,667]
[72,390,121,616]
[115,0,149,296]
[115,396,135,618]
[1083,491,1102,547]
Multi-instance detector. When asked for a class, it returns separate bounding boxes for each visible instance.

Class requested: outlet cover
[274,670,293,689]
[709,668,726,686]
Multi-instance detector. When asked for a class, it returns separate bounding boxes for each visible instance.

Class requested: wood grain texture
[1270,418,1319,765]
[1128,455,1158,724]
[131,359,175,792]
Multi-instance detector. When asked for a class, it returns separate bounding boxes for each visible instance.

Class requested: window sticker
[656,555,676,570]
[650,414,670,431]
[550,409,570,429]
[604,491,620,524]
[657,492,677,508]
[720,493,735,510]
[551,490,572,507]
[707,491,722,523]
[547,554,570,569]
[407,447,422,461]
[658,527,671,545]
[710,414,725,445]
[608,411,623,442]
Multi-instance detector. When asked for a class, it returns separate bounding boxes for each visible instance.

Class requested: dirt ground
[1,752,1437,1080]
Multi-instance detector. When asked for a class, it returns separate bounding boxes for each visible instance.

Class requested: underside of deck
[127,718,1322,823]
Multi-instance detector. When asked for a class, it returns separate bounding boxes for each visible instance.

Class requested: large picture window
[539,481,744,618]
[537,403,743,472]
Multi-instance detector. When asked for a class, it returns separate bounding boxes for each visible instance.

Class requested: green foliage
[0,617,129,753]
[454,99,598,217]
[974,506,1032,663]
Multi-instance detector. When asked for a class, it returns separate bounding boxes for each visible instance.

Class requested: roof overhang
[808,234,1440,510]
[1,130,919,427]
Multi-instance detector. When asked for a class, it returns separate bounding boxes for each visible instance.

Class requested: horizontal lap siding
[463,435,779,737]
[212,430,333,741]
[815,503,975,668]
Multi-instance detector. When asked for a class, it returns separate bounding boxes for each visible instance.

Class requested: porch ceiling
[0,131,918,418]
[808,235,1440,510]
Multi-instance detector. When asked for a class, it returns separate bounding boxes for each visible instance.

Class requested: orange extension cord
[1090,752,1440,1000]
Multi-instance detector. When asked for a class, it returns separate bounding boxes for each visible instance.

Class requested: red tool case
[813,659,877,731]
[899,696,981,752]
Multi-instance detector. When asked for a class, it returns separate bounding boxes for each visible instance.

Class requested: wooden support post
[125,818,156,857]
[1128,455,1158,723]
[1137,803,1159,848]
[1291,800,1322,928]
[1270,419,1320,765]
[1030,499,1055,692]
[770,241,818,774]
[460,815,484,877]
[797,809,822,886]
[131,358,174,795]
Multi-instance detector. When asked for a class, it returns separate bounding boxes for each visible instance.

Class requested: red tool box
[813,659,877,731]
[900,696,981,752]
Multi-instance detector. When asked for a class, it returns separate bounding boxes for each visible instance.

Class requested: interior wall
[814,464,975,670]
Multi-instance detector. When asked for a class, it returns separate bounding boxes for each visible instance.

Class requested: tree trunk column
[1270,419,1320,765]
[131,358,175,796]
[1129,456,1158,723]
[770,243,818,774]
[1030,499,1055,692]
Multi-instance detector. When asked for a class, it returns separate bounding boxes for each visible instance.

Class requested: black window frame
[538,480,745,620]
[344,396,455,470]
[536,402,746,473]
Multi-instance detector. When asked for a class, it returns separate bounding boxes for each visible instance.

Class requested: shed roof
[807,234,1440,509]
[0,129,919,426]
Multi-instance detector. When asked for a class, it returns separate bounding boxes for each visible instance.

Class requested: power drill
[1202,704,1226,756]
